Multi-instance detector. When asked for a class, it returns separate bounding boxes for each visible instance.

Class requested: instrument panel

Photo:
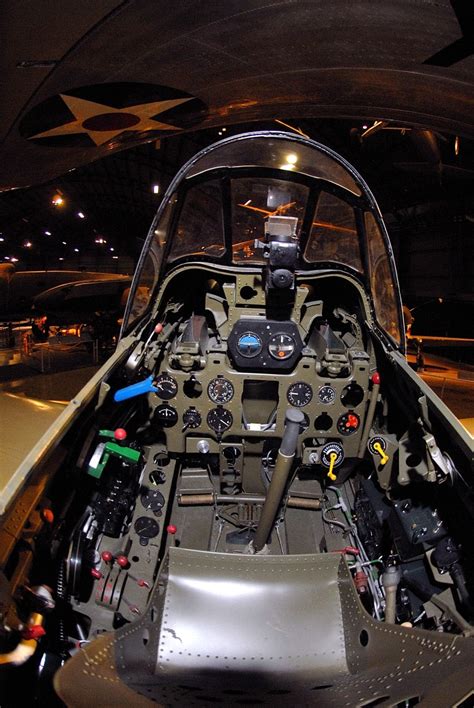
[149,337,371,460]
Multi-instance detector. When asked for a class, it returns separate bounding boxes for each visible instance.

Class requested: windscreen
[187,135,362,196]
[123,132,403,344]
[231,177,309,263]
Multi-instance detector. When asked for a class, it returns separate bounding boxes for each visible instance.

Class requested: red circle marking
[82,112,140,131]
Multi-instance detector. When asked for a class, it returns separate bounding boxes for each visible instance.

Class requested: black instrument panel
[227,319,304,371]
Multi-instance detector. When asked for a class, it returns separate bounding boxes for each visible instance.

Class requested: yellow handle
[327,452,338,480]
[373,441,389,465]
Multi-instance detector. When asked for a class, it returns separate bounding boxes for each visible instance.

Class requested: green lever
[88,430,141,479]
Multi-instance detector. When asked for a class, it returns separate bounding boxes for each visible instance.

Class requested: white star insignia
[30,94,192,146]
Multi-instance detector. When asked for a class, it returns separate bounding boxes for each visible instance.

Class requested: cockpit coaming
[1,133,473,707]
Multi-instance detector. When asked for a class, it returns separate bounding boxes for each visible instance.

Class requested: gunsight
[256,215,299,296]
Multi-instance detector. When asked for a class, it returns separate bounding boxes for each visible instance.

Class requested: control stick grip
[280,408,304,456]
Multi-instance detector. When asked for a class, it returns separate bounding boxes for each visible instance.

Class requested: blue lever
[114,375,157,402]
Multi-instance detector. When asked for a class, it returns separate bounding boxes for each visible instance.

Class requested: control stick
[252,408,304,552]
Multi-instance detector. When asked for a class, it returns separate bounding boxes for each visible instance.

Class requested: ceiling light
[362,124,368,130]
[44,230,52,236]
[74,248,79,252]
[77,211,85,219]
[10,257,18,262]
[110,247,114,252]
[152,184,159,194]
[112,255,119,259]
[52,195,64,206]
[62,241,67,245]
[23,241,32,248]
[58,257,64,261]
[0,237,4,242]
[4,256,10,260]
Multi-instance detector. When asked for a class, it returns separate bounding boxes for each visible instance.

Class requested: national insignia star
[29,94,192,146]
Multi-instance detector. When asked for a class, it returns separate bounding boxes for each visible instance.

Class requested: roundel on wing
[19,82,208,148]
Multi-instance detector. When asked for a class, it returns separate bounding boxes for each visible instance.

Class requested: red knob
[347,414,359,428]
[23,625,46,640]
[101,550,113,563]
[91,568,103,579]
[371,372,380,385]
[154,323,163,334]
[167,525,177,535]
[41,508,54,524]
[114,428,127,441]
[116,554,129,568]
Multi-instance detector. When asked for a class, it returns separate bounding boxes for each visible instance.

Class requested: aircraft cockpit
[1,132,473,707]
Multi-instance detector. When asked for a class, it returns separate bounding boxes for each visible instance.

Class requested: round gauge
[318,385,336,404]
[182,407,202,430]
[337,412,360,436]
[208,377,234,404]
[154,373,178,400]
[153,403,178,428]
[207,407,233,435]
[268,333,296,360]
[140,488,165,513]
[287,382,313,407]
[134,516,160,546]
[237,332,263,358]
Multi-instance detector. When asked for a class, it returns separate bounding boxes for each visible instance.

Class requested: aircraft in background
[0,132,472,707]
[0,263,131,323]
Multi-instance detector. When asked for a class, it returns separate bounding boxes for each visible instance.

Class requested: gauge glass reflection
[268,333,296,360]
